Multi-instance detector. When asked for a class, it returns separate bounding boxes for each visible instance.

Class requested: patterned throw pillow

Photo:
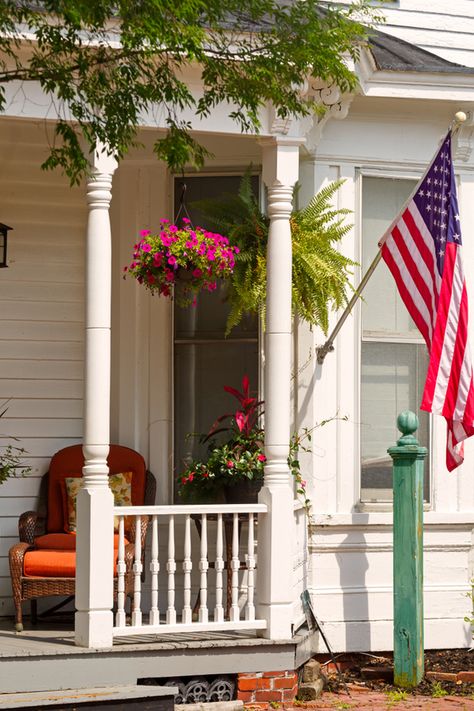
[63,472,133,533]
[108,471,133,531]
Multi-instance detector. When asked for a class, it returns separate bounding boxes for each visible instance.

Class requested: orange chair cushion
[34,533,128,551]
[24,537,127,577]
[46,444,146,533]
[24,550,77,577]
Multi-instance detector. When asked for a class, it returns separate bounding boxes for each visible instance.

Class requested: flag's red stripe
[391,223,435,326]
[443,281,468,417]
[421,245,456,410]
[381,243,431,346]
[403,208,439,308]
[463,377,474,426]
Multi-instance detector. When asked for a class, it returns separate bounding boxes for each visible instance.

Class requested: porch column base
[75,609,114,649]
[75,483,114,649]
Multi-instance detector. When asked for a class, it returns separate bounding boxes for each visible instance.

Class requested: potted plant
[192,173,355,334]
[124,218,239,307]
[178,376,310,508]
[178,375,265,503]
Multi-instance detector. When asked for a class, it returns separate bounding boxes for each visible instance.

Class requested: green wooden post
[388,411,427,688]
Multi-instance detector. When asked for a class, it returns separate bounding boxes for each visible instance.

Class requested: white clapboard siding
[379,1,474,67]
[0,321,84,342]
[0,282,83,304]
[1,399,83,418]
[0,118,86,615]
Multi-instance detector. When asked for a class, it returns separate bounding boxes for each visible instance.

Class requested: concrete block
[297,680,324,700]
[301,659,322,683]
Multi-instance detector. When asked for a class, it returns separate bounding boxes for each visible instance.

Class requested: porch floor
[0,618,319,694]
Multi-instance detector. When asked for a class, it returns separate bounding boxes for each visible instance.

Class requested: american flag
[379,132,474,471]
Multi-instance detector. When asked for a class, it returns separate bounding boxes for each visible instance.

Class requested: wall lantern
[0,223,12,268]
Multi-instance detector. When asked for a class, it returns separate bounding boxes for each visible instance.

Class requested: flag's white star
[453,233,460,241]
[455,214,460,221]
[438,249,445,257]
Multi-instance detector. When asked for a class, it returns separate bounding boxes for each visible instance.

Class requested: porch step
[0,685,177,710]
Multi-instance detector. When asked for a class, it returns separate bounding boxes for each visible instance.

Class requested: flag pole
[316,250,382,364]
[316,110,468,366]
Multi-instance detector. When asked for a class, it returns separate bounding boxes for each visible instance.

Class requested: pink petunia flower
[139,229,151,237]
[258,454,266,462]
[141,243,151,252]
[168,256,177,266]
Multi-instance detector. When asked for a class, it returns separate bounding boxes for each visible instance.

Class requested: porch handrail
[114,503,268,516]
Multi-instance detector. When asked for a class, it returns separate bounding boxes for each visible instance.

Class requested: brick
[255,690,282,702]
[237,691,255,702]
[457,671,474,682]
[426,672,458,682]
[238,678,260,692]
[256,678,271,690]
[262,671,286,678]
[274,677,297,690]
[282,688,298,701]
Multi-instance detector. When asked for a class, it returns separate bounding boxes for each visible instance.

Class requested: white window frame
[357,168,434,511]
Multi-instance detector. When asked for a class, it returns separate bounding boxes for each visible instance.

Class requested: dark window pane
[174,341,259,477]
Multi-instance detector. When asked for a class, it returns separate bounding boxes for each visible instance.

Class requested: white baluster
[182,515,192,624]
[230,513,240,622]
[115,515,126,628]
[131,515,142,627]
[149,515,160,626]
[214,514,224,622]
[245,514,256,621]
[199,514,209,623]
[166,515,177,624]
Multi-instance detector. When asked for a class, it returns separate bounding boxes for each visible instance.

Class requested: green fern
[193,173,355,334]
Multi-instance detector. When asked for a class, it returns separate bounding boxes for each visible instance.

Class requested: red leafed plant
[206,374,264,441]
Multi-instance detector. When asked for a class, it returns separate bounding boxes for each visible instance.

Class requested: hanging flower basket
[124,219,239,307]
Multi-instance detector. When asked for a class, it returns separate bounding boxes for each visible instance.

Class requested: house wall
[298,96,474,651]
[377,0,474,68]
[0,118,86,615]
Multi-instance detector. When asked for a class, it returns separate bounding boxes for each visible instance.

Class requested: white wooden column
[75,146,118,648]
[257,136,303,639]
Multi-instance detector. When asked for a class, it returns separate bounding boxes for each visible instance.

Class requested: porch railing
[112,504,267,638]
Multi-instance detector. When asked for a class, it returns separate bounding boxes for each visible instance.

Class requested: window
[173,176,259,496]
[360,176,430,502]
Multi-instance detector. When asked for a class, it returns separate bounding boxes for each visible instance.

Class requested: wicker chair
[9,444,156,632]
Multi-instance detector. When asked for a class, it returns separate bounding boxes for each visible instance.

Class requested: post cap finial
[397,410,419,436]
[395,410,421,447]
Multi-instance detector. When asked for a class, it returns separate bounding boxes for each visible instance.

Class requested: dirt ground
[322,649,474,697]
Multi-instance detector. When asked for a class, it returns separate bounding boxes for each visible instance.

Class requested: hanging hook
[174,175,194,227]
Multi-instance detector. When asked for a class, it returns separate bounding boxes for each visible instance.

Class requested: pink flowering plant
[124,219,239,307]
